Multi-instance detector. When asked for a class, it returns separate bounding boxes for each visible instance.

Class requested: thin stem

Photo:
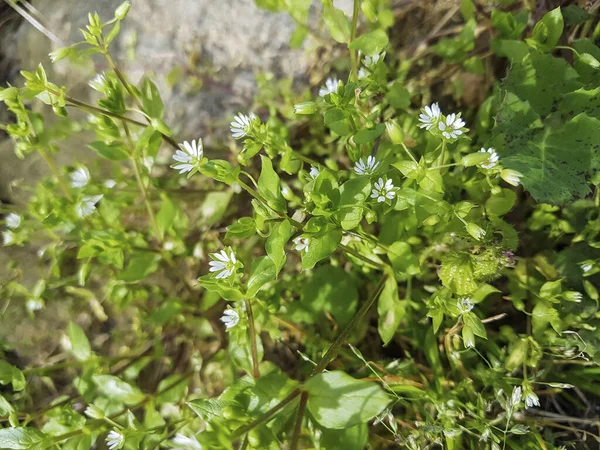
[39,148,72,201]
[245,299,260,379]
[400,142,418,164]
[3,0,65,45]
[349,0,360,82]
[290,391,308,450]
[311,274,387,375]
[232,389,301,439]
[339,243,386,270]
[105,51,145,112]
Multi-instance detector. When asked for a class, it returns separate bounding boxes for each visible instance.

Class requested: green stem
[401,143,419,164]
[349,0,360,82]
[311,274,387,375]
[339,243,385,270]
[245,299,260,379]
[39,147,72,201]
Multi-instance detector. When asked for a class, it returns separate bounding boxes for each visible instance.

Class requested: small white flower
[501,169,522,187]
[510,386,522,406]
[220,308,240,331]
[293,236,309,252]
[104,179,117,189]
[70,167,90,188]
[524,391,540,408]
[172,139,204,175]
[357,67,369,80]
[438,113,466,140]
[309,166,320,179]
[319,77,340,97]
[457,298,473,314]
[418,102,442,130]
[364,52,385,67]
[230,113,257,140]
[84,404,105,419]
[208,248,238,279]
[172,433,203,449]
[76,195,103,218]
[88,73,107,92]
[580,262,593,273]
[6,213,21,229]
[143,156,155,173]
[354,156,380,176]
[370,177,396,203]
[106,430,124,450]
[478,147,499,169]
[2,231,15,246]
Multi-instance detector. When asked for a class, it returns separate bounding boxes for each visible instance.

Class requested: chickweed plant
[1,1,600,449]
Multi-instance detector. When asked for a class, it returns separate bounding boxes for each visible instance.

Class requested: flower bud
[385,120,404,145]
[460,151,490,167]
[115,1,132,20]
[423,215,440,226]
[49,47,71,63]
[84,404,105,419]
[466,223,486,241]
[293,101,317,115]
[365,209,377,224]
[501,169,522,187]
[562,291,583,302]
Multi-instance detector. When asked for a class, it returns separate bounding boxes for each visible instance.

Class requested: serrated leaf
[304,371,391,429]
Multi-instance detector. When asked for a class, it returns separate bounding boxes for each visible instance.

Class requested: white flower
[309,166,320,179]
[418,103,442,130]
[580,261,593,273]
[5,213,21,229]
[438,113,466,140]
[88,73,107,92]
[143,156,155,173]
[510,386,522,407]
[172,139,204,174]
[524,391,540,408]
[3,231,15,245]
[76,195,103,218]
[293,236,309,252]
[104,179,117,189]
[357,67,369,80]
[84,404,105,419]
[172,433,203,450]
[230,113,257,139]
[501,169,522,187]
[26,298,43,311]
[106,430,124,450]
[354,156,380,176]
[220,308,240,331]
[457,298,473,314]
[208,248,238,279]
[364,52,385,67]
[370,177,396,203]
[478,147,499,169]
[319,77,340,97]
[70,167,90,188]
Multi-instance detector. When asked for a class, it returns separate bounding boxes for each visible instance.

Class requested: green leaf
[87,141,130,160]
[304,371,391,429]
[527,7,564,52]
[323,3,351,44]
[140,77,164,120]
[386,82,411,110]
[0,428,46,449]
[491,9,528,39]
[349,29,389,56]
[156,195,177,239]
[377,271,403,345]
[258,156,286,213]
[532,300,560,337]
[335,178,371,230]
[0,361,25,392]
[226,217,257,239]
[187,398,238,422]
[463,312,487,339]
[324,108,352,136]
[290,265,358,326]
[265,219,294,274]
[239,372,298,415]
[92,375,145,405]
[387,241,420,277]
[246,256,277,298]
[197,275,245,301]
[353,123,385,144]
[439,252,478,296]
[563,5,595,25]
[320,423,369,450]
[200,191,232,226]
[119,253,161,282]
[485,188,516,216]
[67,322,92,361]
[301,226,342,270]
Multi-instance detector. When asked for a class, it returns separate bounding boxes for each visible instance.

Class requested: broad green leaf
[258,156,286,212]
[353,123,385,144]
[0,428,46,449]
[304,371,392,429]
[463,312,487,339]
[290,265,358,326]
[156,195,176,239]
[239,372,298,415]
[92,375,145,405]
[200,191,232,226]
[119,253,161,282]
[527,7,563,52]
[439,252,478,295]
[140,77,164,120]
[349,29,389,56]
[377,271,403,345]
[87,141,130,160]
[323,2,351,44]
[320,423,369,450]
[386,82,411,110]
[187,398,239,421]
[388,241,420,277]
[197,275,245,301]
[301,226,342,270]
[324,108,352,136]
[335,178,371,230]
[67,322,92,361]
[155,374,189,405]
[485,188,516,216]
[532,300,560,337]
[246,256,276,297]
[226,217,257,239]
[228,325,264,375]
[0,362,25,392]
[265,219,293,274]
